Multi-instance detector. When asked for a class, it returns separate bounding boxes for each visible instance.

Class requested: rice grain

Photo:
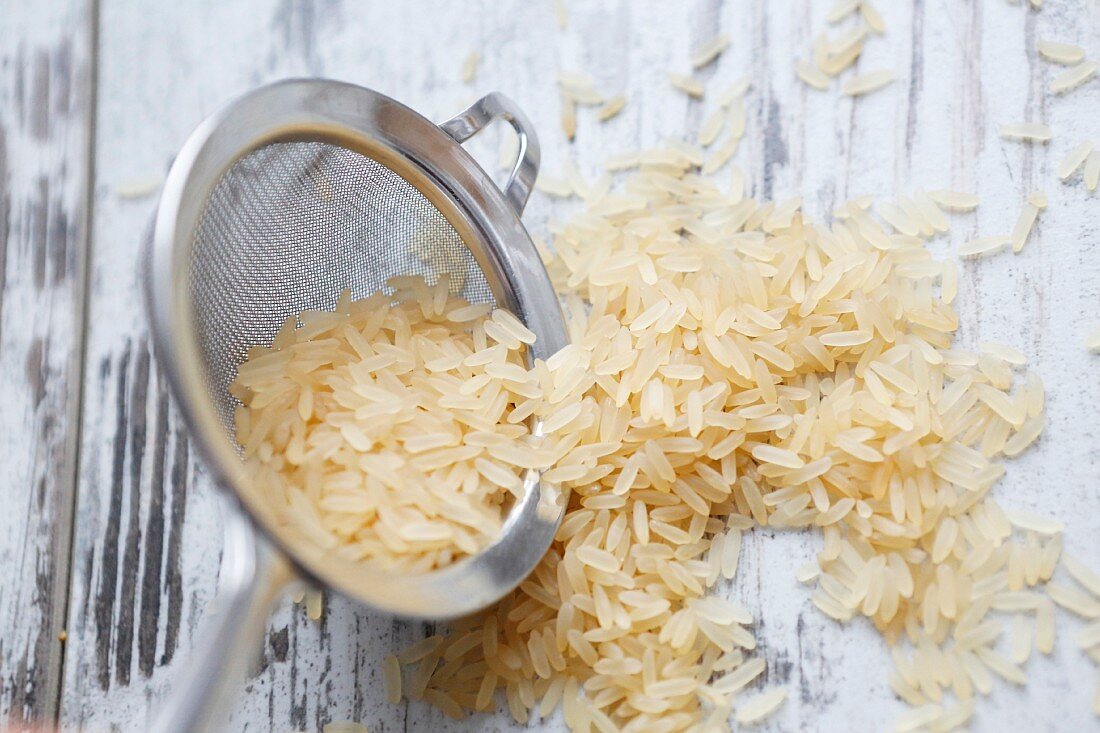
[597,95,627,122]
[826,0,860,23]
[998,123,1053,143]
[927,190,980,211]
[1010,203,1040,253]
[734,688,787,724]
[862,2,886,34]
[796,59,830,90]
[959,236,1011,258]
[1051,61,1099,94]
[669,73,706,99]
[383,654,402,704]
[1087,152,1100,191]
[1038,40,1086,65]
[460,52,480,83]
[691,34,730,69]
[1056,140,1091,179]
[1004,508,1064,535]
[842,69,895,96]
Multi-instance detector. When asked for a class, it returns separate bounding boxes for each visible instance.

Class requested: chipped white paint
[0,1,93,724]
[1,1,1098,732]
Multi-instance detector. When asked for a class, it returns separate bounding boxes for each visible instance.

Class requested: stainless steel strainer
[145,79,568,733]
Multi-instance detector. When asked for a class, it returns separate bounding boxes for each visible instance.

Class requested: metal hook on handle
[440,93,540,215]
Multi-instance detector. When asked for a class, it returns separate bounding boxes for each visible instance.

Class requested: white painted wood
[46,0,1100,732]
[0,1,93,725]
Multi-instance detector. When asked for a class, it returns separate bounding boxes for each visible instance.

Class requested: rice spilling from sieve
[380,130,1091,731]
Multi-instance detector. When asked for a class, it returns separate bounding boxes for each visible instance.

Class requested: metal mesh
[189,141,495,432]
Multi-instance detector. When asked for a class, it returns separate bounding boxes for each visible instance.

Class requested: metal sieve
[145,79,568,733]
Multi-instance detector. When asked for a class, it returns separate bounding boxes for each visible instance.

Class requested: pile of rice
[381,152,1100,731]
[230,81,1100,733]
[232,277,538,572]
[234,142,1100,729]
[233,154,1100,730]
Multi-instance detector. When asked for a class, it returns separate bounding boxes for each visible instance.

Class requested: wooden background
[2,0,1099,731]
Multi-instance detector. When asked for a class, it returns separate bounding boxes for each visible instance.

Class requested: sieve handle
[440,93,540,215]
[149,509,295,733]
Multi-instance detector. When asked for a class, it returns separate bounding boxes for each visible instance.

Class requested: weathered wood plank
[60,0,1100,732]
[0,2,94,726]
[58,0,357,728]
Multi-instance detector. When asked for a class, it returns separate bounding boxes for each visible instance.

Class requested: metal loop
[439,93,540,215]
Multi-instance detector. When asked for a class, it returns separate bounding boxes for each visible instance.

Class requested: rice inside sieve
[145,78,568,733]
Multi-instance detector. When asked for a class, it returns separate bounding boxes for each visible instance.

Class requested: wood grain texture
[0,0,1092,731]
[0,2,93,727]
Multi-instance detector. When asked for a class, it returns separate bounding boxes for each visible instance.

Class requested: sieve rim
[147,79,568,618]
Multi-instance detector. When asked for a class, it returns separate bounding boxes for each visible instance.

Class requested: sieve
[145,79,568,733]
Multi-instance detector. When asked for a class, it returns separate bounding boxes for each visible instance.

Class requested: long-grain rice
[233,277,538,572]
[1051,61,1099,94]
[1038,40,1086,65]
[998,123,1054,143]
[842,69,895,96]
